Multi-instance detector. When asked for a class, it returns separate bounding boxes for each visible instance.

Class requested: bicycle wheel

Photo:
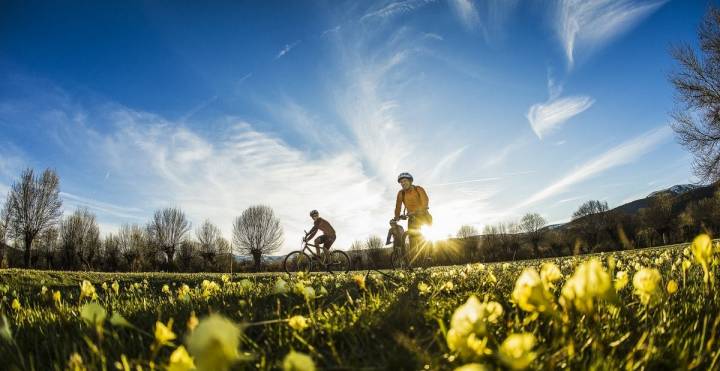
[391,246,408,270]
[325,250,351,273]
[284,251,312,274]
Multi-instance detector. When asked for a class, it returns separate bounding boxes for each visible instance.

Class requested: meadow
[0,235,719,371]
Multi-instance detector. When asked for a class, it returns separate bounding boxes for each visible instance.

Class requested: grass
[0,240,719,370]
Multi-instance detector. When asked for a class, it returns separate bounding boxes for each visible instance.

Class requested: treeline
[347,186,720,268]
[0,168,283,272]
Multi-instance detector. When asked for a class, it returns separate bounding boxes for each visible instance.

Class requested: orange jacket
[395,185,429,218]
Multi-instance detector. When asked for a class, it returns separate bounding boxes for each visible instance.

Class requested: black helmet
[309,210,319,217]
[397,172,413,183]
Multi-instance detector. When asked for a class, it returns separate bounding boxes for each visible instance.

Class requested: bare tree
[196,220,222,269]
[177,239,198,272]
[0,204,9,266]
[37,227,58,269]
[4,168,63,267]
[365,235,384,267]
[118,224,146,271]
[146,207,191,269]
[349,239,365,268]
[103,234,121,271]
[519,213,547,258]
[456,225,479,239]
[640,193,675,245]
[59,208,100,270]
[670,7,720,182]
[233,205,283,271]
[572,200,609,220]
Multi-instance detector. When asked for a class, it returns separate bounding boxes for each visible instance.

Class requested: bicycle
[391,213,433,269]
[283,231,351,274]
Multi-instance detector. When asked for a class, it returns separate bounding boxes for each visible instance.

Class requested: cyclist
[386,218,405,247]
[304,210,336,260]
[393,172,432,261]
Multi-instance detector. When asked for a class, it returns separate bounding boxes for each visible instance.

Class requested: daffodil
[162,284,171,295]
[498,333,537,370]
[512,268,555,314]
[274,278,289,294]
[666,279,678,295]
[187,311,199,332]
[633,268,662,306]
[447,296,503,360]
[282,350,316,371]
[353,274,366,291]
[417,282,431,295]
[691,234,714,285]
[614,271,629,291]
[53,290,62,305]
[155,319,176,347]
[454,363,490,371]
[288,315,310,331]
[560,259,614,313]
[540,262,562,287]
[79,280,97,301]
[168,345,196,371]
[112,281,120,295]
[11,298,20,311]
[186,314,242,371]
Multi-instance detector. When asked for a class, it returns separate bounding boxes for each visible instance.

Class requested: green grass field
[1,237,719,370]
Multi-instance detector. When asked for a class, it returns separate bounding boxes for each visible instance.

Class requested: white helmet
[397,172,413,183]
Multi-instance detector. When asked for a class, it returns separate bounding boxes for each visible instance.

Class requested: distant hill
[612,182,718,216]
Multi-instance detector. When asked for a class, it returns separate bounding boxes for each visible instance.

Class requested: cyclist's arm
[394,191,403,219]
[305,225,318,240]
[418,186,429,210]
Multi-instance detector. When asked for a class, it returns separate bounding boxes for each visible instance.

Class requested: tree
[103,234,121,271]
[146,207,191,269]
[177,239,198,272]
[196,220,222,269]
[572,200,609,220]
[349,240,365,268]
[670,7,720,182]
[59,208,100,270]
[640,193,675,245]
[456,225,479,263]
[365,235,384,267]
[571,200,610,250]
[456,225,479,239]
[0,205,9,266]
[37,227,58,269]
[118,224,146,271]
[519,213,547,258]
[233,205,283,271]
[4,168,63,267]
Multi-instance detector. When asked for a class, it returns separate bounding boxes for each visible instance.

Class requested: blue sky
[0,0,710,253]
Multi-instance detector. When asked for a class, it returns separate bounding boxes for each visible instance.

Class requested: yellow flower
[540,262,562,286]
[282,350,316,371]
[633,268,662,306]
[444,281,455,291]
[168,345,196,371]
[101,282,108,292]
[498,333,537,370]
[302,287,316,300]
[11,298,20,311]
[353,274,366,291]
[186,314,241,371]
[691,234,714,284]
[221,274,230,284]
[80,280,96,301]
[666,280,678,295]
[162,284,171,295]
[486,272,497,284]
[274,278,289,294]
[178,284,191,300]
[454,363,490,371]
[512,268,555,314]
[560,259,614,313]
[201,280,220,299]
[614,271,629,291]
[288,315,310,331]
[155,319,177,347]
[187,311,199,332]
[67,352,87,371]
[447,296,503,359]
[53,290,62,305]
[112,281,120,295]
[41,286,48,295]
[417,282,431,295]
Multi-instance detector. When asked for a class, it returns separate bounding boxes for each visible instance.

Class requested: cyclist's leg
[324,235,336,261]
[314,236,325,258]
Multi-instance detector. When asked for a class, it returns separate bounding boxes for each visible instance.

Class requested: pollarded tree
[365,235,384,267]
[4,168,63,267]
[146,207,191,269]
[196,220,222,269]
[519,213,547,258]
[103,234,121,272]
[118,223,146,271]
[233,205,283,272]
[670,6,720,182]
[59,208,100,270]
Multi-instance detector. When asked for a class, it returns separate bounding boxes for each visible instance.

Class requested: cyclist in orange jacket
[305,210,336,259]
[393,172,432,260]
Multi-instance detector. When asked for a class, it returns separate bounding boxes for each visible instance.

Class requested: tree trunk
[24,233,33,268]
[252,250,262,272]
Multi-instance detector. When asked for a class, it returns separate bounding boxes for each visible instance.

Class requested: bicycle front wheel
[284,251,312,274]
[391,246,408,270]
[326,250,351,273]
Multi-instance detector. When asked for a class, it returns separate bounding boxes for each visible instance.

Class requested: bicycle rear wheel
[391,246,409,270]
[284,251,312,274]
[325,250,351,273]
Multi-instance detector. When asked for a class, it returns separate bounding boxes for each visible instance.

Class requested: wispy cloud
[527,96,594,139]
[448,0,480,31]
[61,192,145,220]
[361,0,437,22]
[517,126,672,208]
[556,0,667,67]
[527,75,594,139]
[275,40,302,60]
